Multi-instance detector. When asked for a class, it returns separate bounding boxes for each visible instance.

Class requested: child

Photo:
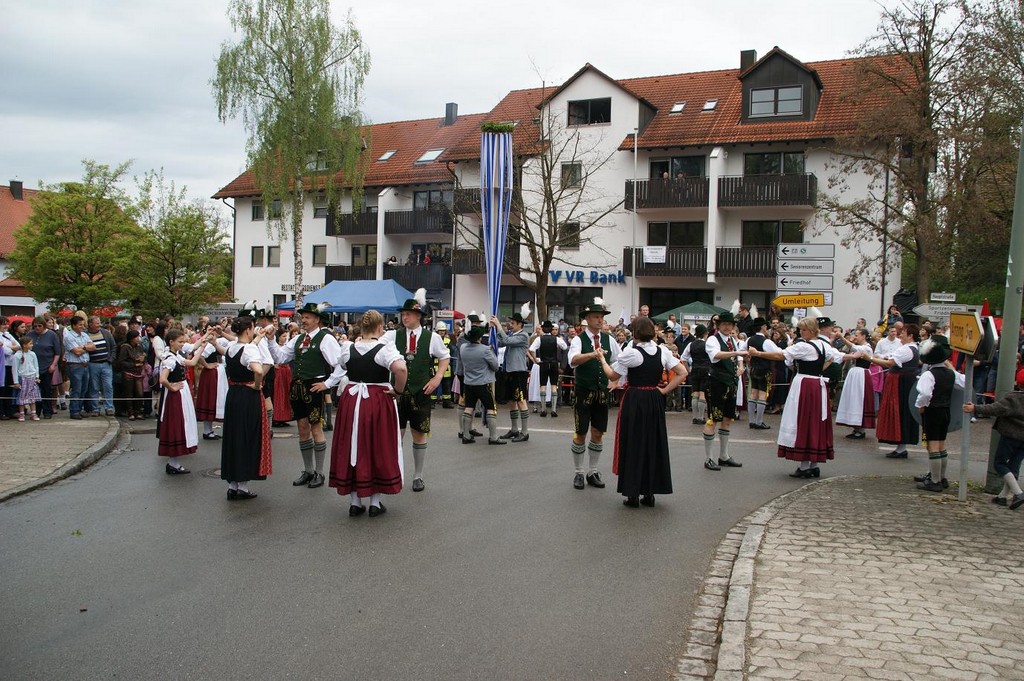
[964,381,1024,510]
[13,337,41,421]
[914,336,966,492]
[157,329,210,474]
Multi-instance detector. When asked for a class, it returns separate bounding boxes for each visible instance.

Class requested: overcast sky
[2,0,886,206]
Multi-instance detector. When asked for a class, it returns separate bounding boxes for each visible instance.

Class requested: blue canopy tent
[275,280,414,314]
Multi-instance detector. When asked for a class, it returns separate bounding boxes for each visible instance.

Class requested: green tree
[128,170,234,318]
[9,160,145,312]
[211,0,370,306]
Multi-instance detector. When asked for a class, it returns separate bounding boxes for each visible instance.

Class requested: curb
[674,476,852,681]
[0,419,122,504]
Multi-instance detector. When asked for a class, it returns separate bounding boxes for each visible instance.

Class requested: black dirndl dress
[220,345,272,483]
[612,346,672,497]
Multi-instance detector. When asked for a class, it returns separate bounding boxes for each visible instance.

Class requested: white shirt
[226,342,263,372]
[610,341,680,377]
[529,335,568,353]
[381,325,451,361]
[705,333,741,364]
[266,328,346,388]
[781,338,845,368]
[567,329,621,366]
[338,339,403,382]
[875,336,901,358]
[889,342,918,369]
[915,366,966,408]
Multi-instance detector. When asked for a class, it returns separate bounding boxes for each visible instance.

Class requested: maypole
[480,123,515,350]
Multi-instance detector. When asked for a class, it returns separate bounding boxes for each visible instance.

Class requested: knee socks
[571,441,586,474]
[718,428,732,461]
[511,410,521,434]
[750,400,765,425]
[1005,472,1024,496]
[928,450,946,483]
[703,431,715,461]
[696,398,706,422]
[587,442,602,474]
[299,439,314,473]
[413,442,427,479]
[520,409,529,435]
[939,450,948,480]
[487,411,499,440]
[461,411,473,439]
[313,440,327,473]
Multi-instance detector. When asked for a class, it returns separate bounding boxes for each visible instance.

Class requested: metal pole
[959,358,974,502]
[986,116,1024,492]
[880,166,890,320]
[631,128,638,314]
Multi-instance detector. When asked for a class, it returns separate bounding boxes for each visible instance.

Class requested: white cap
[435,321,447,332]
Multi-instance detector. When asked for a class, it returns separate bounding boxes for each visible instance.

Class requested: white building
[216,48,900,328]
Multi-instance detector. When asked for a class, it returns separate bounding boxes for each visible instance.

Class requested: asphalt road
[0,407,994,681]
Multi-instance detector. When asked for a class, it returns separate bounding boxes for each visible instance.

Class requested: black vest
[538,334,559,363]
[689,338,710,370]
[747,334,770,373]
[795,340,826,376]
[628,346,663,388]
[927,366,955,409]
[226,346,255,382]
[347,344,390,384]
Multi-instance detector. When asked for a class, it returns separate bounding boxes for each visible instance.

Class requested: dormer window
[669,102,685,114]
[702,99,718,111]
[416,148,445,163]
[378,150,397,161]
[750,86,803,117]
[568,98,611,125]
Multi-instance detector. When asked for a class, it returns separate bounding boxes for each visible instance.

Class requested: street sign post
[776,275,833,290]
[776,260,834,274]
[776,243,835,259]
[772,293,826,308]
[912,303,968,319]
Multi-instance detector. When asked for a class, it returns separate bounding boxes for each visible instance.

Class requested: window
[741,220,803,246]
[416,148,445,163]
[312,245,327,267]
[561,163,582,188]
[306,151,328,171]
[378,150,397,161]
[267,246,281,268]
[272,294,287,310]
[647,221,704,247]
[352,244,377,267]
[670,102,685,114]
[567,98,611,126]
[750,86,802,118]
[702,99,718,111]
[251,246,264,267]
[744,152,805,175]
[413,190,452,211]
[313,195,329,219]
[558,221,580,249]
[252,201,264,221]
[268,199,283,219]
[649,156,705,179]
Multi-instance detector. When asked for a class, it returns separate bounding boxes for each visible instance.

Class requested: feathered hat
[808,306,834,329]
[466,309,485,325]
[400,288,428,315]
[919,335,952,365]
[508,301,531,325]
[578,296,610,319]
[297,300,330,324]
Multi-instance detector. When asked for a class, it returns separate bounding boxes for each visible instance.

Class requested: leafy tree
[128,170,234,318]
[211,0,370,306]
[9,160,145,312]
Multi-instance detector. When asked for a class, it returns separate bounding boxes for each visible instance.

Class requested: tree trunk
[915,237,930,304]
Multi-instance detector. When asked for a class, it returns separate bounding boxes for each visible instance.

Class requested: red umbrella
[981,298,991,316]
[56,309,75,318]
[7,315,33,325]
[277,309,294,317]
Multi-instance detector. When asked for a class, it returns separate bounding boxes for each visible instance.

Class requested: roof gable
[739,46,823,89]
[537,63,655,111]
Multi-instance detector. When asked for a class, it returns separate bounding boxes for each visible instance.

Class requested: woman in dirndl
[271,327,294,426]
[866,323,921,459]
[835,328,877,439]
[194,335,229,440]
[329,310,407,519]
[596,317,687,508]
[748,317,849,479]
[220,317,272,500]
[156,329,210,475]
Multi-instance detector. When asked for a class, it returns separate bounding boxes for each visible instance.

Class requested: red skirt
[194,366,220,421]
[157,390,198,458]
[272,364,294,422]
[329,385,402,496]
[877,372,919,445]
[777,376,834,463]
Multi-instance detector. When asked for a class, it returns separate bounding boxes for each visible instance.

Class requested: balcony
[453,188,481,214]
[326,211,378,237]
[451,245,521,275]
[717,174,818,208]
[624,177,710,210]
[715,246,776,277]
[384,263,453,291]
[325,264,376,282]
[383,208,454,235]
[622,247,708,277]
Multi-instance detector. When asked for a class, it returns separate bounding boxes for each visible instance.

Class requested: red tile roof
[0,184,39,258]
[442,87,548,163]
[0,277,30,296]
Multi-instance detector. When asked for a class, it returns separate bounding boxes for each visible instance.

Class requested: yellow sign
[772,293,826,308]
[948,311,983,355]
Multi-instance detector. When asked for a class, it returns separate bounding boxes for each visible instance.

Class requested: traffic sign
[776,243,835,259]
[776,259,834,275]
[776,275,833,290]
[772,293,826,308]
[930,292,956,302]
[949,311,983,355]
[912,303,968,319]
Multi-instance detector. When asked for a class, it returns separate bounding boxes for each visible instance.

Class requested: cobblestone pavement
[742,477,1024,681]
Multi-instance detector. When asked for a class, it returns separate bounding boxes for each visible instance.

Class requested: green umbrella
[653,300,729,323]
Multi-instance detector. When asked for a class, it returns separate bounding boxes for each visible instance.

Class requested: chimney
[740,50,757,72]
[10,180,23,201]
[443,102,458,126]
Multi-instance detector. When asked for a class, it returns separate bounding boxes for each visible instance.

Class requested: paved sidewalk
[0,414,120,501]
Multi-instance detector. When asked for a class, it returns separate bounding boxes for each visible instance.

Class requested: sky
[1,0,887,208]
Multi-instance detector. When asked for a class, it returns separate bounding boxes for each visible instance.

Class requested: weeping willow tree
[212,0,370,305]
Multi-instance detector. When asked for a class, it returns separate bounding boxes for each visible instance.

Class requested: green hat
[919,335,952,365]
[400,288,428,315]
[578,297,610,319]
[297,301,330,324]
[750,317,767,330]
[717,312,736,324]
[466,325,487,342]
[816,316,835,329]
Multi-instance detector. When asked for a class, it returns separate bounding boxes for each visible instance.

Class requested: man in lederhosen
[567,297,620,490]
[745,316,779,430]
[491,302,534,442]
[382,288,450,491]
[530,320,567,418]
[454,311,487,441]
[433,322,454,409]
[266,302,344,489]
[682,324,711,425]
[702,312,747,471]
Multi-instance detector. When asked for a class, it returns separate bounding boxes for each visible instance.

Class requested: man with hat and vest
[912,335,965,492]
[530,319,567,418]
[382,288,450,492]
[266,301,345,489]
[682,324,712,425]
[567,297,620,490]
[745,312,779,430]
[490,302,535,442]
[454,311,487,441]
[702,311,748,471]
[433,321,454,409]
[814,312,844,405]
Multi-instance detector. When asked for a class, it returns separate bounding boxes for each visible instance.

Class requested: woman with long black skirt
[220,317,271,501]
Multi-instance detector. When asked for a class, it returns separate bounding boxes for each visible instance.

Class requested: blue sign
[548,269,626,285]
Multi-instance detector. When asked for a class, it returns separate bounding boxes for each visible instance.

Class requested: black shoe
[790,468,812,478]
[808,467,821,478]
[913,471,932,483]
[511,433,530,442]
[323,423,333,432]
[165,463,190,475]
[623,496,640,508]
[470,429,484,437]
[1010,493,1024,510]
[992,496,1008,507]
[368,503,387,518]
[885,450,909,459]
[234,489,257,500]
[293,471,314,486]
[845,431,866,439]
[586,472,605,488]
[412,478,425,492]
[550,411,558,418]
[757,423,772,430]
[272,421,290,427]
[308,472,325,488]
[640,495,655,507]
[692,418,704,425]
[539,410,547,417]
[488,438,507,445]
[227,489,237,500]
[499,430,518,439]
[202,432,221,440]
[704,459,721,471]
[442,402,454,409]
[462,435,476,444]
[349,504,366,517]
[917,480,944,492]
[718,458,742,468]
[573,473,585,490]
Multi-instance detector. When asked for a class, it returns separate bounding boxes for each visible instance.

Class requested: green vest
[395,328,435,393]
[708,333,738,385]
[575,331,610,391]
[293,328,330,380]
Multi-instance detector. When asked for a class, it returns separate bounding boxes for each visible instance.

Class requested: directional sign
[777,259,834,275]
[772,293,826,308]
[776,275,833,290]
[776,243,835,259]
[948,311,983,355]
[913,303,968,319]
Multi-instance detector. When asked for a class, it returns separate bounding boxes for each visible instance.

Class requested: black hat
[540,320,554,331]
[717,312,736,324]
[919,335,952,365]
[816,316,835,329]
[466,325,487,342]
[466,310,485,325]
[297,301,330,324]
[750,317,768,330]
[578,297,609,319]
[508,302,531,326]
[400,288,428,315]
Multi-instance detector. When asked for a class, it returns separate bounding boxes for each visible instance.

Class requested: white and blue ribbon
[480,131,514,353]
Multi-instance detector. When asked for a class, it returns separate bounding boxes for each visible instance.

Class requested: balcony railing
[326,211,378,236]
[451,245,521,275]
[453,188,481,214]
[717,174,818,208]
[622,247,708,277]
[325,264,376,282]
[624,177,710,210]
[715,246,776,277]
[383,208,454,235]
[384,263,453,290]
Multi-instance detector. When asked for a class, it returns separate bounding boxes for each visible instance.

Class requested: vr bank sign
[549,269,626,285]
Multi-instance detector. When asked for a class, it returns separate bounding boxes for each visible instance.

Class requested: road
[0,408,994,681]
